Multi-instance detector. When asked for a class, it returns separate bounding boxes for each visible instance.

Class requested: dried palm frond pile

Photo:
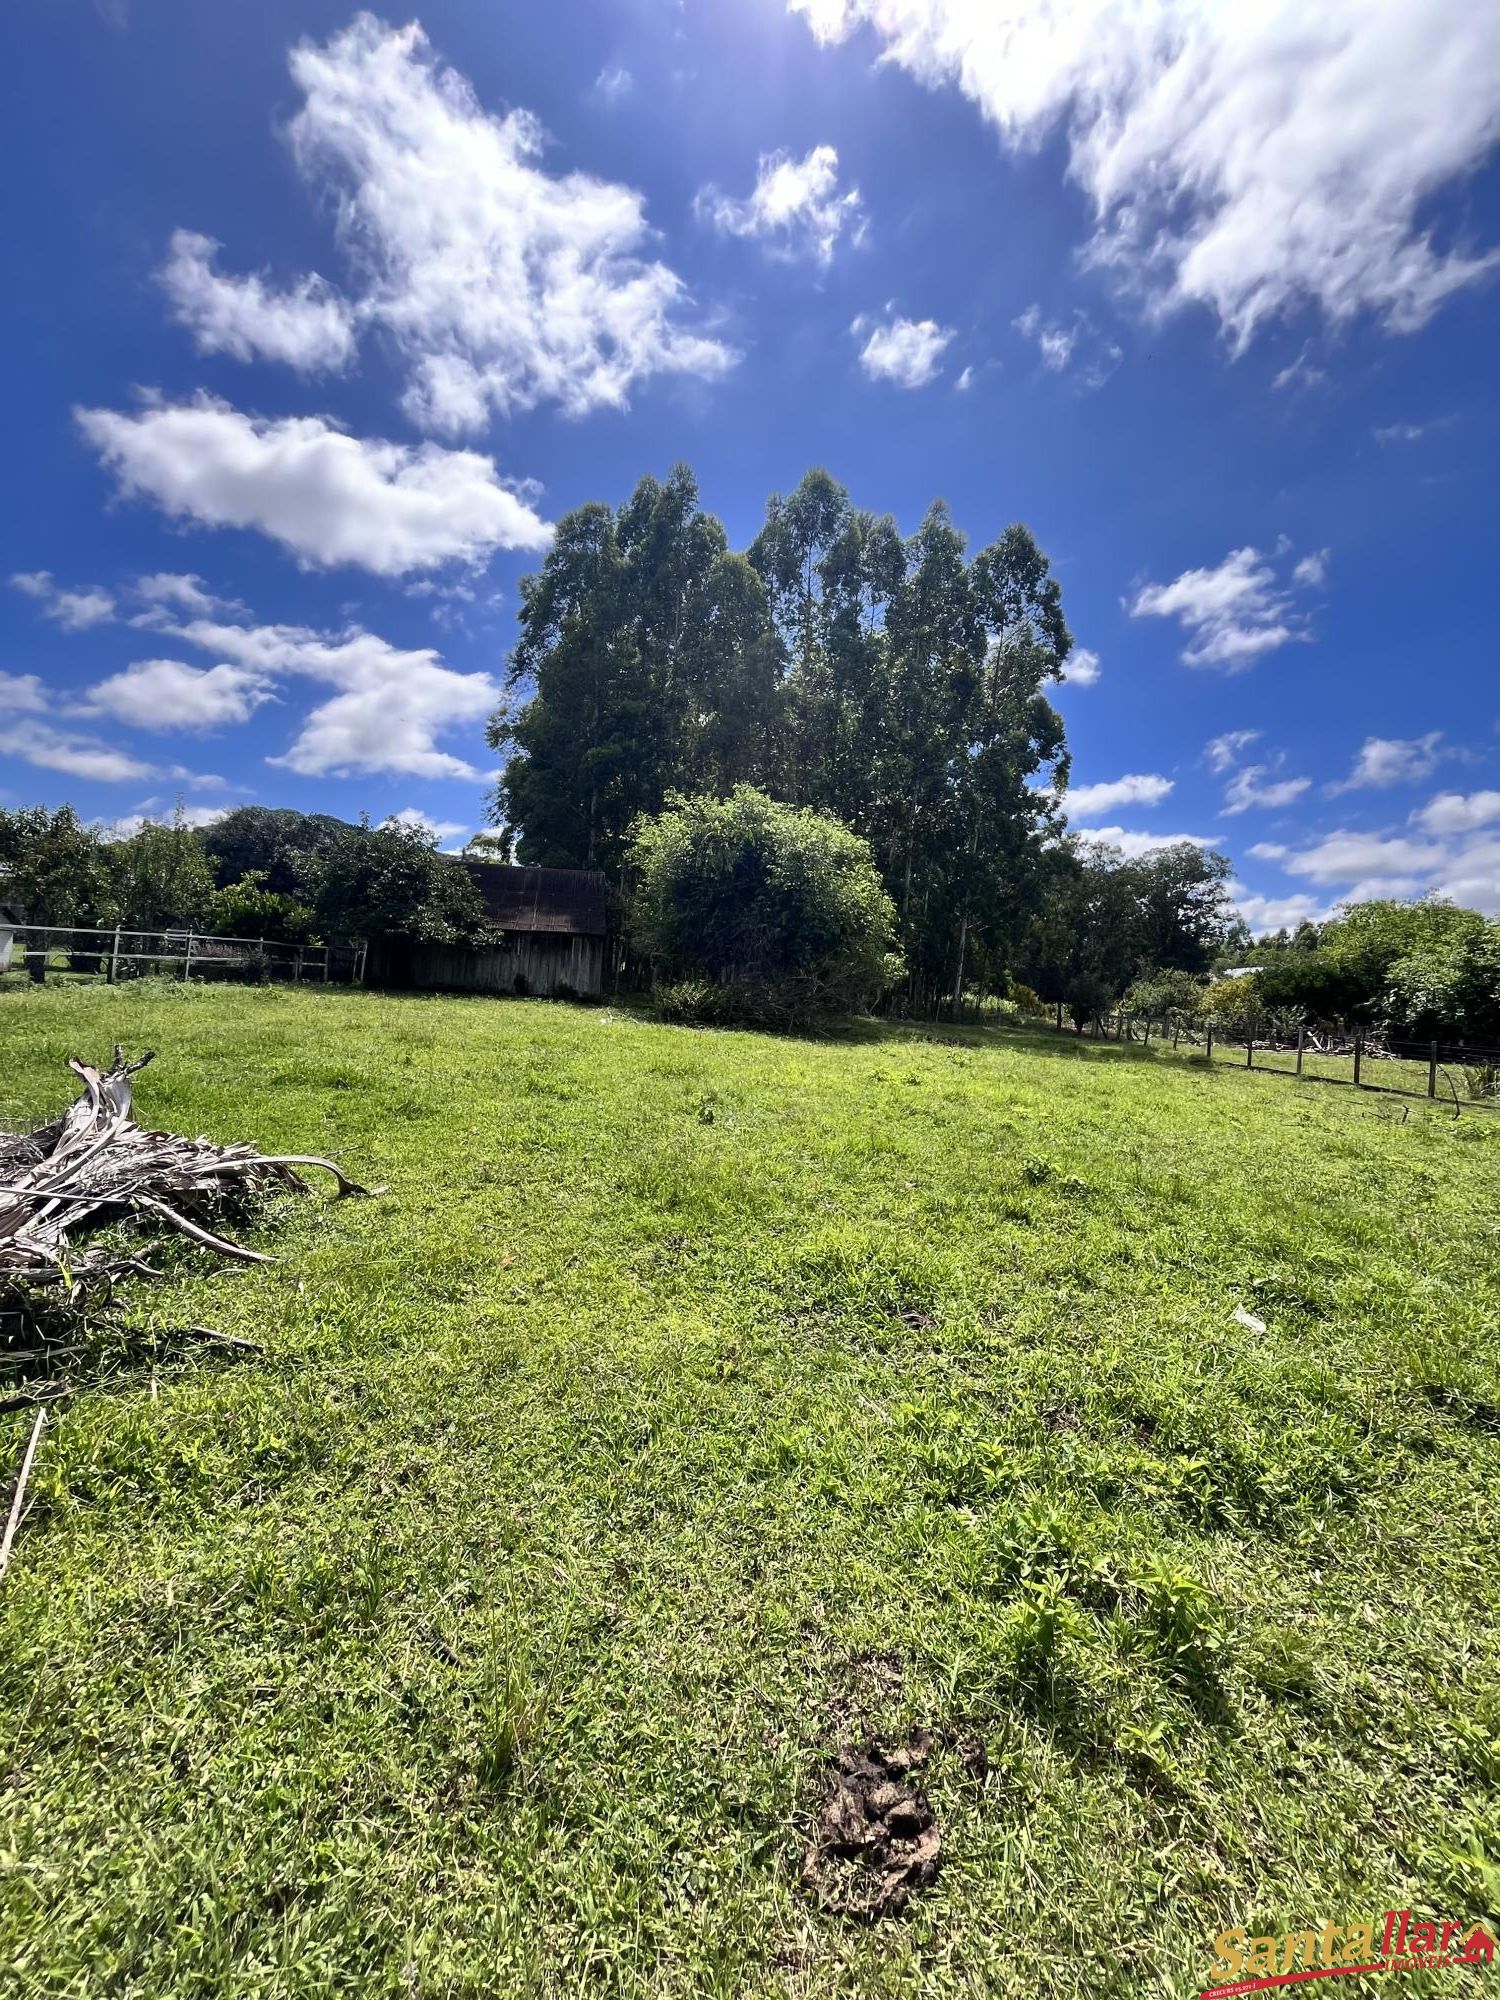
[1,1047,375,1411]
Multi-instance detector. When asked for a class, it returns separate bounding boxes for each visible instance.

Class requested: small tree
[628,787,901,1025]
[205,871,315,941]
[1124,968,1205,1018]
[296,819,494,946]
[108,815,216,929]
[0,805,116,925]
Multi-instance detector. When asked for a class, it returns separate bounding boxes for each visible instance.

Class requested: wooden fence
[1032,1003,1500,1112]
[4,925,366,987]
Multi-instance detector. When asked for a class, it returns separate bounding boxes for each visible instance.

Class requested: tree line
[0,805,491,950]
[490,463,1235,1011]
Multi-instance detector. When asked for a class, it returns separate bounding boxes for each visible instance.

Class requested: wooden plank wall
[407,934,606,998]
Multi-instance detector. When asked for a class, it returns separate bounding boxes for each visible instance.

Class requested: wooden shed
[391,863,609,998]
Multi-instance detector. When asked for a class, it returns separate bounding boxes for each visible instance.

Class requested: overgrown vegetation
[1,981,1496,1997]
[628,787,901,1026]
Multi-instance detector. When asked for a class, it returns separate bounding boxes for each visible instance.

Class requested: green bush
[628,787,901,1028]
[1124,968,1205,1018]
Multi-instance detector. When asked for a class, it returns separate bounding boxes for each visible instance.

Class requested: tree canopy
[491,464,1072,1011]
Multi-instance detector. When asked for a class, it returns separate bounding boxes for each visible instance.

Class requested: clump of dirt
[801,1732,942,1919]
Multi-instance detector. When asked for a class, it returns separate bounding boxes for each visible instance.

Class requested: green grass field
[2,982,1497,1998]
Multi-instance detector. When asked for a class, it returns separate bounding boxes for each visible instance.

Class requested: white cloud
[1373,420,1430,444]
[1063,646,1100,686]
[954,364,975,392]
[1330,732,1445,792]
[1131,545,1321,670]
[1413,790,1500,836]
[1081,826,1212,859]
[2,718,153,785]
[1248,818,1500,917]
[1291,549,1330,589]
[102,805,232,841]
[1013,304,1121,386]
[1247,841,1288,862]
[160,229,356,373]
[1222,764,1312,815]
[77,394,551,576]
[1205,727,1260,772]
[1231,889,1329,933]
[1065,771,1172,818]
[1282,830,1447,884]
[0,672,49,714]
[790,1,1500,347]
[1429,838,1500,916]
[160,611,497,780]
[1271,345,1327,393]
[592,65,634,104]
[384,806,468,845]
[11,571,116,631]
[698,145,864,265]
[81,659,274,733]
[130,573,243,622]
[854,311,954,388]
[286,16,735,433]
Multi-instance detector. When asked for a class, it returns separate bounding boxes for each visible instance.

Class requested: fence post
[293,948,304,984]
[1206,1022,1213,1063]
[1428,1039,1438,1099]
[1172,1016,1180,1050]
[1296,1025,1305,1077]
[1246,1029,1254,1068]
[108,923,121,985]
[1055,999,1063,1033]
[1353,1029,1362,1088]
[181,931,194,983]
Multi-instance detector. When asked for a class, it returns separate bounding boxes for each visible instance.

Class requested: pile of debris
[0,1048,374,1569]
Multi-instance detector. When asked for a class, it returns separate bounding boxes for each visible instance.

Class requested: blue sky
[4,0,1499,928]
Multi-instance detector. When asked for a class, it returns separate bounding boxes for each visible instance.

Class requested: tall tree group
[491,466,1076,1009]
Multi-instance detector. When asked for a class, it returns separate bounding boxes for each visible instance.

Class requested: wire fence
[2,924,367,988]
[1029,1002,1500,1113]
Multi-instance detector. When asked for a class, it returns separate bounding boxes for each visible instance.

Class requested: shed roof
[461,862,608,937]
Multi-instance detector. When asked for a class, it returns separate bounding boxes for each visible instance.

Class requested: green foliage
[108,815,217,929]
[491,464,1074,1012]
[628,786,901,1025]
[1124,968,1205,1017]
[199,805,349,896]
[1005,979,1048,1017]
[294,818,494,947]
[1203,973,1262,1034]
[0,804,115,925]
[1019,842,1235,1018]
[204,870,315,941]
[1260,898,1500,1040]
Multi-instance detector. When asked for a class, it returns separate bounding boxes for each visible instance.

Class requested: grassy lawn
[1,982,1497,1998]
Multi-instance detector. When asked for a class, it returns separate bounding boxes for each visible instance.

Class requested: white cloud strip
[10,571,116,630]
[790,0,1500,346]
[81,659,275,733]
[1065,772,1172,818]
[1131,545,1322,670]
[160,230,357,373]
[162,612,498,780]
[76,395,551,576]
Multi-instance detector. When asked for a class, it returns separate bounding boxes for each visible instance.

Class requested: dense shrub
[1124,968,1205,1018]
[628,788,901,1027]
